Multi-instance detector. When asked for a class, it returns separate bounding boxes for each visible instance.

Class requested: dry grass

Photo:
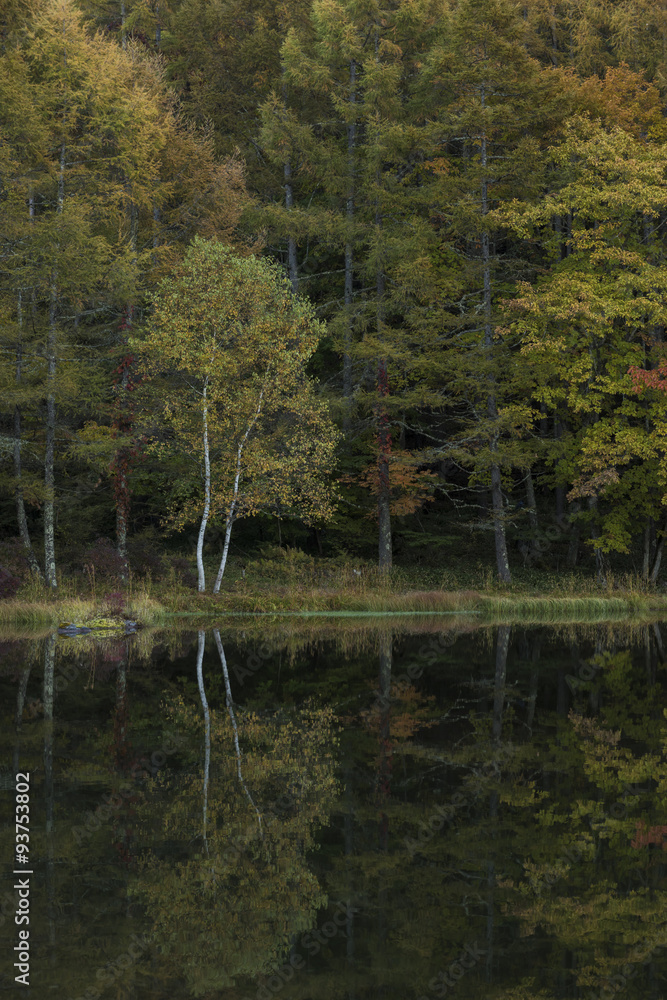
[0,591,165,628]
[2,555,667,629]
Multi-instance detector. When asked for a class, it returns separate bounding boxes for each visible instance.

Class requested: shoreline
[1,585,667,629]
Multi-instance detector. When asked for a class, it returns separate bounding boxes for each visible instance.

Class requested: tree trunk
[114,337,132,583]
[14,295,42,579]
[650,513,667,585]
[525,468,538,532]
[343,59,356,434]
[377,358,392,572]
[214,510,235,591]
[480,101,511,584]
[284,158,298,293]
[643,518,652,582]
[115,184,138,581]
[588,496,606,585]
[44,298,57,589]
[566,501,580,569]
[375,141,392,572]
[196,377,211,592]
[213,389,265,592]
[44,144,65,590]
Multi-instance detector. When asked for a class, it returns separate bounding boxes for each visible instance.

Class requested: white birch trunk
[212,390,264,592]
[196,377,211,592]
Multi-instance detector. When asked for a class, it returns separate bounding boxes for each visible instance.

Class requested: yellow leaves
[140,239,339,533]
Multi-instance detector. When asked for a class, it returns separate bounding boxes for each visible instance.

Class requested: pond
[1,618,666,1000]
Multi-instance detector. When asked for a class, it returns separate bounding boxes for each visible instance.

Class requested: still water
[1,618,666,999]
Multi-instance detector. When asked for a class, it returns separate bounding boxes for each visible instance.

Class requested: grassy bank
[2,565,667,627]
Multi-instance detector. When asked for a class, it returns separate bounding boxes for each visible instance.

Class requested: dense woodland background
[4,0,667,592]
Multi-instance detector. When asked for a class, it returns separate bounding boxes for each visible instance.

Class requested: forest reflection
[1,622,666,1000]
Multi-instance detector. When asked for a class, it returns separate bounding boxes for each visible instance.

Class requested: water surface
[1,620,666,999]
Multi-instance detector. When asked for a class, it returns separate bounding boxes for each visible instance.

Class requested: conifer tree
[0,0,247,584]
[501,102,667,566]
[259,0,446,569]
[422,0,570,581]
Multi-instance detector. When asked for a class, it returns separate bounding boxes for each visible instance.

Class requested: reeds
[1,555,667,628]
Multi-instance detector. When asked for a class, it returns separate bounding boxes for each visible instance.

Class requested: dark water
[1,620,667,1000]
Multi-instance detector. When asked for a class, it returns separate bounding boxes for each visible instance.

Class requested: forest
[4,0,667,605]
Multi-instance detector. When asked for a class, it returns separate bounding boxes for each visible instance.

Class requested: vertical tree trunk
[114,316,133,583]
[377,357,392,572]
[343,59,356,434]
[480,98,511,583]
[284,159,298,293]
[566,501,580,568]
[373,24,391,572]
[14,400,42,579]
[44,301,57,589]
[213,389,264,592]
[114,180,138,580]
[643,519,652,582]
[196,377,211,592]
[14,290,43,579]
[588,496,606,585]
[214,511,236,592]
[115,455,129,580]
[120,1,127,50]
[525,468,538,531]
[650,513,667,585]
[44,143,65,590]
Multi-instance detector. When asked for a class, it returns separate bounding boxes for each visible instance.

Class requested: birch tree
[138,238,339,592]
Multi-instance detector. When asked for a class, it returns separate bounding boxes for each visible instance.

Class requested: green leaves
[138,238,339,552]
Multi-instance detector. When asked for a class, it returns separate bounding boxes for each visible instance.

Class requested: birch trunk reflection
[195,630,210,854]
[214,629,263,837]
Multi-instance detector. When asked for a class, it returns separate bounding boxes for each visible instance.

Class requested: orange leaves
[342,450,437,518]
[577,64,666,142]
[629,361,667,395]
